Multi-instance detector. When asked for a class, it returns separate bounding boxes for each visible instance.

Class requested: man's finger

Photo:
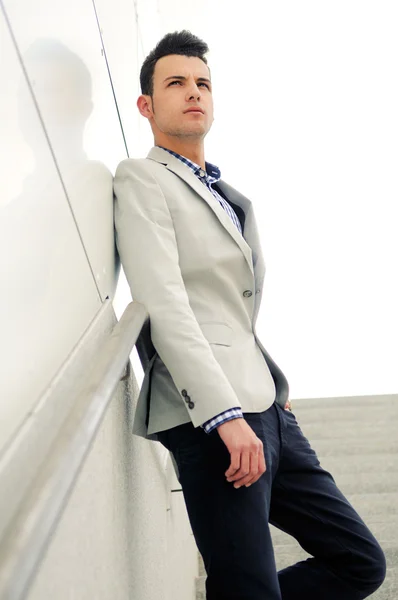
[239,446,266,487]
[232,450,250,485]
[227,450,250,483]
[236,451,258,487]
[258,445,266,475]
[225,450,240,478]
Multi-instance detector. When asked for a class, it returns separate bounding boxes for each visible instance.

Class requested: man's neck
[155,138,205,170]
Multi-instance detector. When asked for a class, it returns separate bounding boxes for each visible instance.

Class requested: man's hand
[216,418,266,489]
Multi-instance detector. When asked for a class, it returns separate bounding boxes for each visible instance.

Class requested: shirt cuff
[201,407,243,434]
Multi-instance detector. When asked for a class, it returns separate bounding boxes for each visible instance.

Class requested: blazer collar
[146,146,255,276]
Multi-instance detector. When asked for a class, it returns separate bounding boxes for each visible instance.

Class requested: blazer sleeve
[113,158,242,428]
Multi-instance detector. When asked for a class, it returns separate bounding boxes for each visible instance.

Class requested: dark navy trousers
[157,401,386,599]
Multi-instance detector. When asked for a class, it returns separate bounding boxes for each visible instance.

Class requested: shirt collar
[156,145,221,183]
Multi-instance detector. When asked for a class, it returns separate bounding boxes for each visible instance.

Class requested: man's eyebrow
[164,75,212,84]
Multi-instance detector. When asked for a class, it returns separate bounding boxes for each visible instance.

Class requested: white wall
[0,1,198,598]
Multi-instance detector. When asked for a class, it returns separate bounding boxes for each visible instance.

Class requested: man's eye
[168,81,210,89]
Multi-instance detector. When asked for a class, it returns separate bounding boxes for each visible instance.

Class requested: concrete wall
[0,1,198,597]
[23,303,197,600]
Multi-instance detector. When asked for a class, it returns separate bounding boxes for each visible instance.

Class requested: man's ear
[137,94,153,119]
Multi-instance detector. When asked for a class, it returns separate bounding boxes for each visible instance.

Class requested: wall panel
[0,10,102,453]
[2,0,126,301]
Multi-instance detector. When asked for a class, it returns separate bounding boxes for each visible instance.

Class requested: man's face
[142,54,214,140]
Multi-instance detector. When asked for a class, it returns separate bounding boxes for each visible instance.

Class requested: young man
[113,30,386,600]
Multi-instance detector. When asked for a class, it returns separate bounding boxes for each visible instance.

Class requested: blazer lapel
[215,179,265,286]
[146,146,255,276]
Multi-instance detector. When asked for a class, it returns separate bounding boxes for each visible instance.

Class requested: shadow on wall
[0,38,120,443]
[8,37,117,296]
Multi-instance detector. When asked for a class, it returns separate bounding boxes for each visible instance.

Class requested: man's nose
[186,82,202,101]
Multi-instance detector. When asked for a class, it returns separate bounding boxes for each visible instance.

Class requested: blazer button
[181,389,188,397]
[243,290,252,297]
[188,400,195,409]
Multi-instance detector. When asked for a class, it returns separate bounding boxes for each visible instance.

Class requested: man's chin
[180,125,210,138]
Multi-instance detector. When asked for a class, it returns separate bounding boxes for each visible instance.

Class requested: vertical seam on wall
[91,0,129,157]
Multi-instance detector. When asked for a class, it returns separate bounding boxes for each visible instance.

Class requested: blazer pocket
[199,322,233,346]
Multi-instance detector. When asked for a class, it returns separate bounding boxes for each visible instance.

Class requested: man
[113,30,386,600]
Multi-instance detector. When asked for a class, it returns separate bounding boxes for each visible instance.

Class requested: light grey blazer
[113,146,289,441]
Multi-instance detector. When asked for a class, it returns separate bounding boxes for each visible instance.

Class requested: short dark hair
[140,30,210,97]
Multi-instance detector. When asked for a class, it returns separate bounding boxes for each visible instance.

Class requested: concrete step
[365,518,398,541]
[198,553,205,577]
[307,438,398,457]
[314,453,398,475]
[195,557,397,599]
[369,568,398,599]
[195,576,206,600]
[331,470,398,494]
[292,399,397,423]
[296,421,397,440]
[344,492,398,521]
[291,394,397,410]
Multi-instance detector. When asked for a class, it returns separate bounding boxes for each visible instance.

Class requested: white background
[127,0,398,399]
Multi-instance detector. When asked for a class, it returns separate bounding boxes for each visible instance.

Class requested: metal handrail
[0,301,148,600]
